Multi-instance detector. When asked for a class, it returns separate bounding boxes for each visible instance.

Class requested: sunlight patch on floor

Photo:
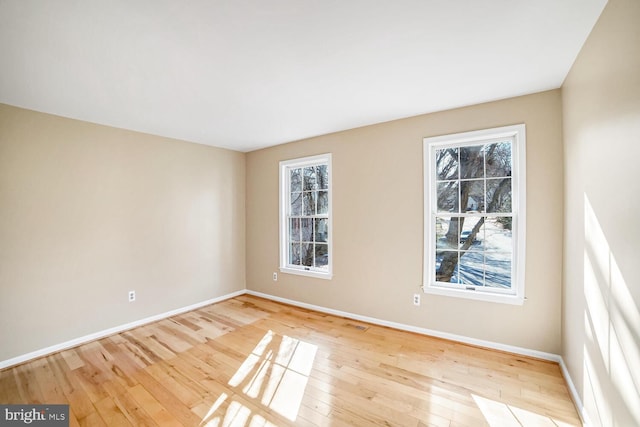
[201,330,318,425]
[472,394,576,427]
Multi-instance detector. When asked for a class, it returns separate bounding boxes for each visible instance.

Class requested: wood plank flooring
[0,295,581,426]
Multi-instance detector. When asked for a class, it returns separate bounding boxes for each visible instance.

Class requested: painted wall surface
[246,90,564,354]
[561,0,640,425]
[0,104,246,361]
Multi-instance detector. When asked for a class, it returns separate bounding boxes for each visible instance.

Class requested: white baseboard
[0,289,245,370]
[245,290,561,362]
[559,357,590,426]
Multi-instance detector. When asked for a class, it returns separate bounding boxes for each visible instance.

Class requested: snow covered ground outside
[435,217,512,288]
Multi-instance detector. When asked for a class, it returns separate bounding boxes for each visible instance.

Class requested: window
[423,125,526,304]
[279,154,332,279]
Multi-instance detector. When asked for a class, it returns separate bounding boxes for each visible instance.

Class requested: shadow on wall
[583,194,640,426]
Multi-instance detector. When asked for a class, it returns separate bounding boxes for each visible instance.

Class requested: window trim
[279,153,333,280]
[423,125,526,305]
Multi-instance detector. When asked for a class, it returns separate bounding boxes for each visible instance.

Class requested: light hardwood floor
[0,295,581,426]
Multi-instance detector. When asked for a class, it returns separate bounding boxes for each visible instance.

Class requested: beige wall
[0,104,246,362]
[561,0,640,425]
[246,90,564,354]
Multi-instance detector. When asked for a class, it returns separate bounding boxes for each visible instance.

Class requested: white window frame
[423,125,526,305]
[279,153,332,279]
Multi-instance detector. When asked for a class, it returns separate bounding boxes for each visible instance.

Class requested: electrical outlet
[273,272,278,281]
[128,290,136,302]
[413,294,420,306]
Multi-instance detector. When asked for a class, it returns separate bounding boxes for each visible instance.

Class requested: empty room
[0,0,638,426]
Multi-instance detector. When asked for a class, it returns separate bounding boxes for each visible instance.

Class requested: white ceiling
[0,1,607,152]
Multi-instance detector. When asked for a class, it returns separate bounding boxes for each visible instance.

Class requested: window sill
[280,267,332,280]
[423,285,524,305]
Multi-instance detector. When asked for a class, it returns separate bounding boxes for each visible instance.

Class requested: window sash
[430,212,515,290]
